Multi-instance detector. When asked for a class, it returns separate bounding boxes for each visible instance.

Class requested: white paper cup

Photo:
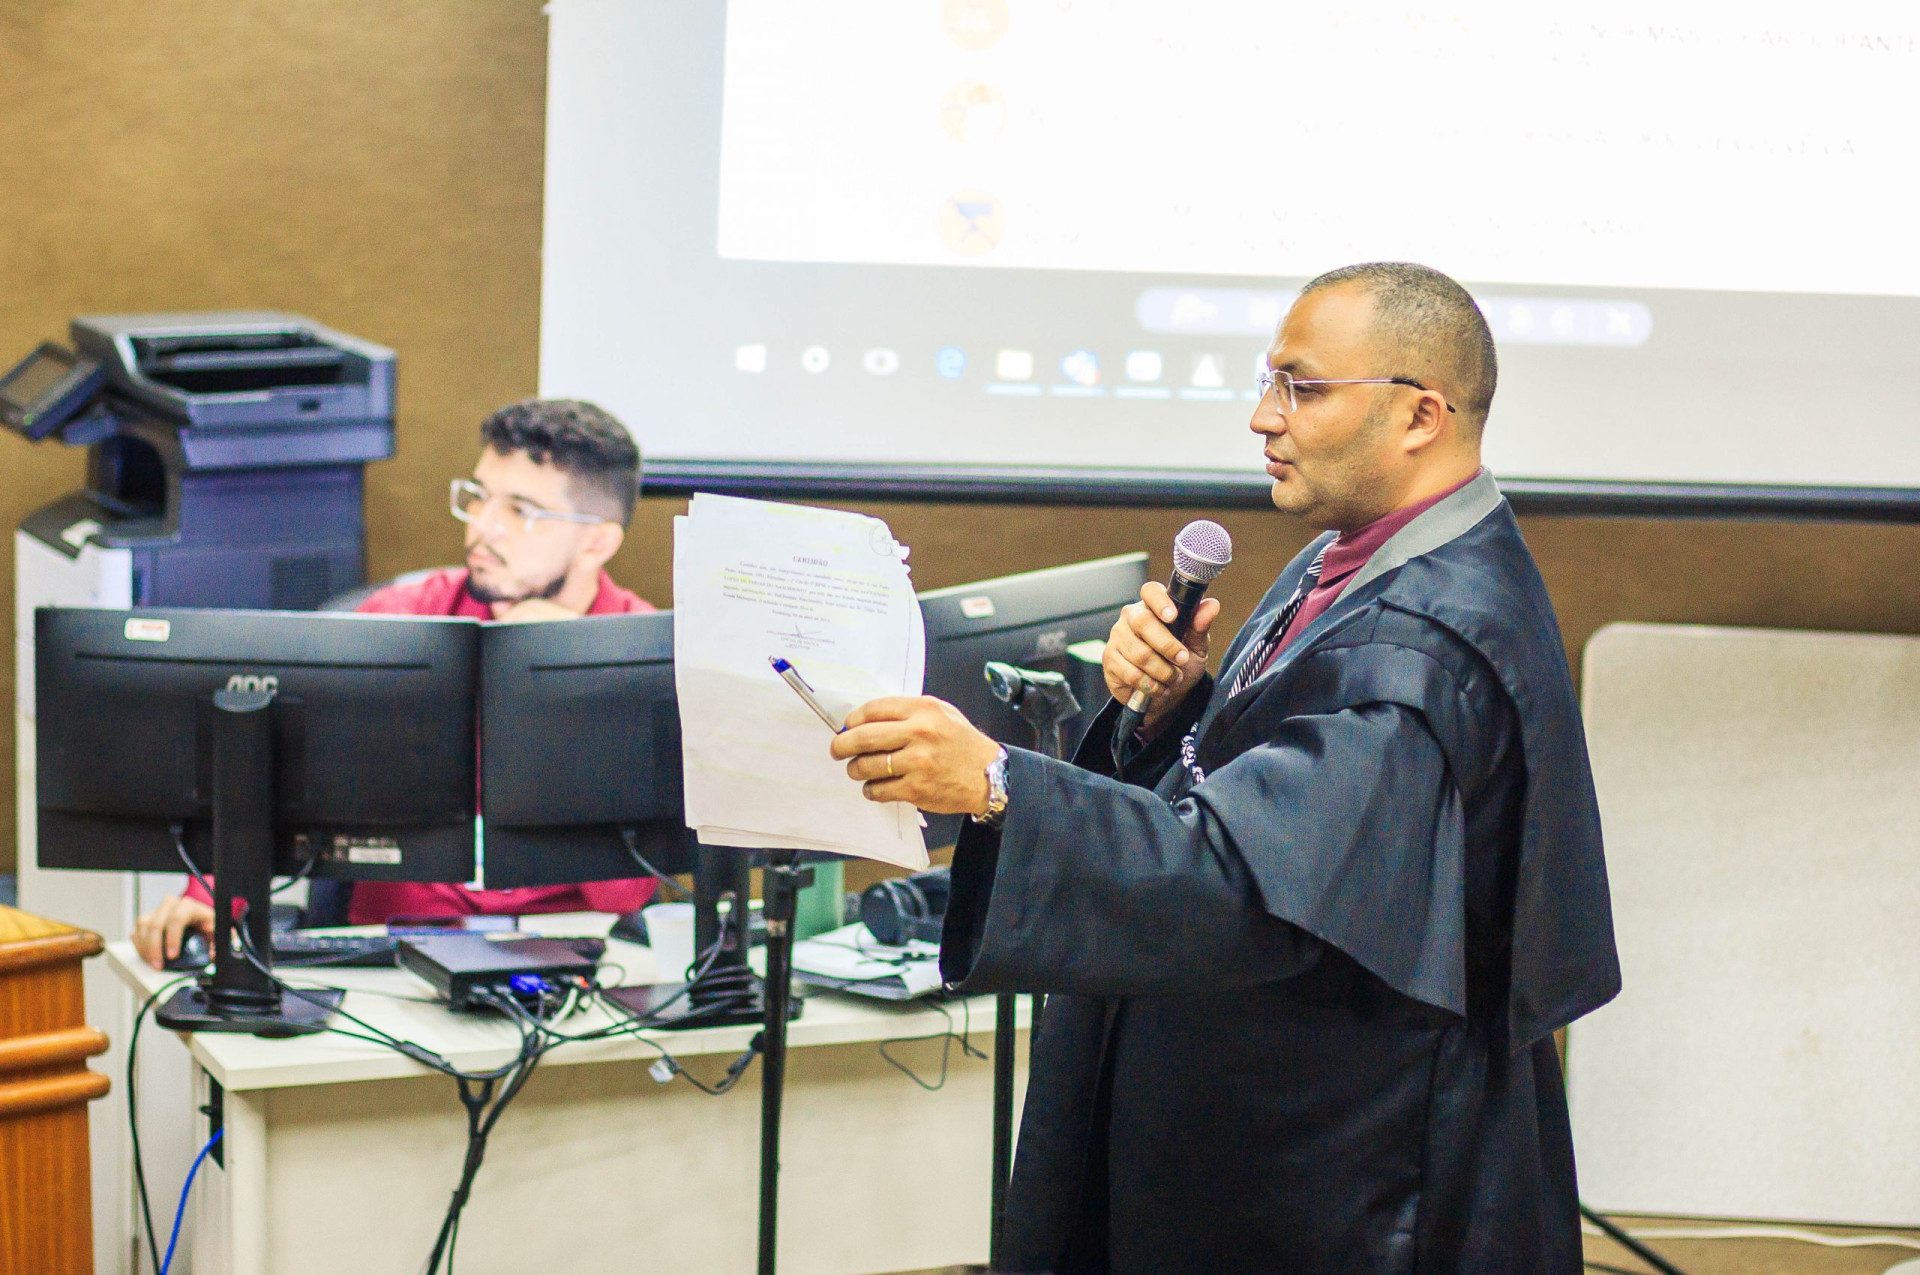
[642,902,696,980]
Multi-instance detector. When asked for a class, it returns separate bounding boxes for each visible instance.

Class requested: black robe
[941,471,1620,1274]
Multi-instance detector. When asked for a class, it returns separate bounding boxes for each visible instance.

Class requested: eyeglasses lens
[1260,372,1295,413]
[451,482,525,533]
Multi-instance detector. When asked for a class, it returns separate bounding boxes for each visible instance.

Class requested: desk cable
[128,973,197,1275]
[164,833,764,1269]
[159,1128,222,1275]
[799,931,992,1091]
[229,924,761,1266]
[877,994,989,1092]
[214,929,554,1275]
[619,827,694,899]
[1579,1213,1920,1271]
[165,821,555,1275]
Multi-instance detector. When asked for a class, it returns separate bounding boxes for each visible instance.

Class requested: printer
[5,310,395,624]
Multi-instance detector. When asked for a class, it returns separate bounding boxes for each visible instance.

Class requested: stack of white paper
[674,494,929,869]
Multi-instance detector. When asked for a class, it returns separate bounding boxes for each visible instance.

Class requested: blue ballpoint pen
[770,656,845,731]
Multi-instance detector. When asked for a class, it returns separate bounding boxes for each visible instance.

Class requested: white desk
[106,915,1029,1275]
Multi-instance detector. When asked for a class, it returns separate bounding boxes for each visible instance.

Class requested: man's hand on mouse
[133,895,217,970]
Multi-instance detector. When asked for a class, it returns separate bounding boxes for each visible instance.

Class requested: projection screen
[541,1,1920,512]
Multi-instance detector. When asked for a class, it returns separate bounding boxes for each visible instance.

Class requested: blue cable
[160,1128,224,1275]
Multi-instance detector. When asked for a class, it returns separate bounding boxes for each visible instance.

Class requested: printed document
[674,494,929,868]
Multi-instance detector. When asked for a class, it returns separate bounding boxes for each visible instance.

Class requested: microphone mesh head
[1172,520,1233,584]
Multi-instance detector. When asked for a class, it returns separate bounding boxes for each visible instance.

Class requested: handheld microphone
[1111,520,1232,763]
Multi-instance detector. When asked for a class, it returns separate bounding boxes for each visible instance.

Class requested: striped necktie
[1225,546,1328,698]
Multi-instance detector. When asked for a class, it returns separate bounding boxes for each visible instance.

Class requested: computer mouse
[164,930,213,972]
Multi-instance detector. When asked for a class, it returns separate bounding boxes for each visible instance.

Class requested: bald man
[831,263,1619,1273]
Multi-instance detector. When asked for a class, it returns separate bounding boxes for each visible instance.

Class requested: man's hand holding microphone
[1102,581,1222,737]
[1105,519,1233,759]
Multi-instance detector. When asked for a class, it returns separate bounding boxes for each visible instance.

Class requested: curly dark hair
[478,399,640,526]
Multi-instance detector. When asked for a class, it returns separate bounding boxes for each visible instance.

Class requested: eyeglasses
[1257,370,1456,415]
[449,478,605,535]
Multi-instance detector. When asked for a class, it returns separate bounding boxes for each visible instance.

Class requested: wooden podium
[0,905,111,1275]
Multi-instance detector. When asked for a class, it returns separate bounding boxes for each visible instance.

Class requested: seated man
[133,398,659,969]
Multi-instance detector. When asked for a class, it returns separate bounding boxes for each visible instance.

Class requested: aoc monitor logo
[223,673,280,696]
[1032,628,1069,659]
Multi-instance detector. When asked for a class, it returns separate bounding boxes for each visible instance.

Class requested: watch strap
[975,745,1010,829]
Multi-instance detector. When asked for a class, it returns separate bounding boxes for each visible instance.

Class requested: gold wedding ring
[885,751,896,777]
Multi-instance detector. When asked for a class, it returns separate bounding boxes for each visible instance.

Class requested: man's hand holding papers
[674,495,930,868]
[830,698,1002,817]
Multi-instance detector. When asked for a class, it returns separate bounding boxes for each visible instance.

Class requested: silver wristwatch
[975,745,1010,829]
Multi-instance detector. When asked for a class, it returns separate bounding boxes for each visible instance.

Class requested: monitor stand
[156,687,341,1036]
[602,845,798,1031]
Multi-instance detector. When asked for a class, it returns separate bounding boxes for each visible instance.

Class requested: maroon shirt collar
[1315,471,1481,588]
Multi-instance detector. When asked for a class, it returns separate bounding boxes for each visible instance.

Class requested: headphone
[860,867,953,946]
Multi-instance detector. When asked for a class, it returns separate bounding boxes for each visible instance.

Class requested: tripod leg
[1580,1205,1688,1275]
[991,991,1016,1267]
[759,854,803,1275]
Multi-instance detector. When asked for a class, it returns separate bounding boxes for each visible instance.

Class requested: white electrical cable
[1581,1221,1920,1251]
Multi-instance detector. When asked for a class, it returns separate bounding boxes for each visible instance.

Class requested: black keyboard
[270,933,401,967]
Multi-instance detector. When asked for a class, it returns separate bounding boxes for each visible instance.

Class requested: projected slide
[542,1,1920,498]
[718,2,1915,298]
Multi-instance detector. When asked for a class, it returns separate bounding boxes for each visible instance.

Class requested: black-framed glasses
[449,478,604,534]
[1257,370,1456,414]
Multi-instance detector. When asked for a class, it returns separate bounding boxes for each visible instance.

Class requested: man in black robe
[830,262,1620,1273]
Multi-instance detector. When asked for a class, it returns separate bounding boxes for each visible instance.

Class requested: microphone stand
[982,662,1081,1268]
[609,846,805,1274]
[1580,1205,1687,1275]
[757,850,812,1275]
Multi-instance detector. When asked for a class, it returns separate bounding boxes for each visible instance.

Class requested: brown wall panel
[4,3,1919,878]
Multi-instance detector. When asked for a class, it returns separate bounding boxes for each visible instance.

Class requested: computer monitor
[35,607,480,1031]
[918,552,1150,846]
[478,611,696,889]
[480,612,770,1030]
